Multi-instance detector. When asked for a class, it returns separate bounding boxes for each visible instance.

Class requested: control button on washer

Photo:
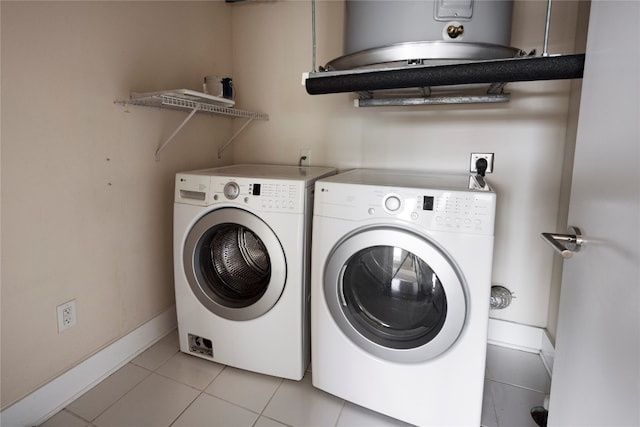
[223,182,240,200]
[384,195,402,212]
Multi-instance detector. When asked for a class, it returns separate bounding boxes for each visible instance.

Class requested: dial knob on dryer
[384,195,402,212]
[223,182,240,199]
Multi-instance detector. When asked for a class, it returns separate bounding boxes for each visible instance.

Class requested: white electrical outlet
[470,153,494,174]
[300,149,311,166]
[57,299,77,332]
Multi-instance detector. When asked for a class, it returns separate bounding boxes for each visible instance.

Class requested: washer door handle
[540,226,584,259]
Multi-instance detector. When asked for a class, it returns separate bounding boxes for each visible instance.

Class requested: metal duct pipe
[490,285,514,310]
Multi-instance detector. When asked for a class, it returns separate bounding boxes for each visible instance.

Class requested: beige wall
[230,0,586,331]
[1,1,234,409]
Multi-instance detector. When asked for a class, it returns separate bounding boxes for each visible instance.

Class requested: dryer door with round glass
[183,208,286,321]
[324,226,467,363]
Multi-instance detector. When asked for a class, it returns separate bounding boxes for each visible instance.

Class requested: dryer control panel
[416,190,495,235]
[315,182,496,235]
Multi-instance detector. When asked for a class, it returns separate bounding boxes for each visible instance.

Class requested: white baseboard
[1,306,177,427]
[487,317,555,377]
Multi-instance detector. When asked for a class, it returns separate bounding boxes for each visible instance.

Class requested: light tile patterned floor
[40,330,550,427]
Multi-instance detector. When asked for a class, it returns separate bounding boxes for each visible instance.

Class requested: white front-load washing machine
[174,164,335,380]
[311,169,496,426]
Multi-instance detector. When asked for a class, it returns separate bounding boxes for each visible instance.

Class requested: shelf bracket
[217,118,255,159]
[155,107,198,160]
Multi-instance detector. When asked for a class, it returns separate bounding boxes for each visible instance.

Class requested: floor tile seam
[153,360,287,421]
[66,365,154,424]
[257,375,288,417]
[151,349,228,390]
[53,408,93,426]
[200,391,264,417]
[130,349,180,372]
[92,371,196,427]
[152,368,219,393]
[197,370,285,415]
[332,400,348,427]
[171,391,294,427]
[152,346,186,370]
[486,378,550,395]
[483,377,500,427]
[167,387,207,427]
[252,414,295,427]
[194,379,288,421]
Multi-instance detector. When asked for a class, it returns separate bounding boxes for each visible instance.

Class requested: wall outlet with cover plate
[470,153,494,174]
[57,299,77,332]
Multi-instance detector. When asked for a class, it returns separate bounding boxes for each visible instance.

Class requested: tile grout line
[162,349,224,427]
[333,400,348,427]
[486,377,550,395]
[63,364,155,427]
[252,375,285,426]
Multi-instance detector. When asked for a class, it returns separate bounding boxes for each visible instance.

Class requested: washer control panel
[212,178,303,213]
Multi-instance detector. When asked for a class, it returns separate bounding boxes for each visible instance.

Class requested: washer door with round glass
[183,208,286,321]
[324,226,467,363]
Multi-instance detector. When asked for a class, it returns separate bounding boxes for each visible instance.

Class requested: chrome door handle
[541,226,584,259]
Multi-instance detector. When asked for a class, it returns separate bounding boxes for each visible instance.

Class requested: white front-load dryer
[311,169,496,426]
[174,164,335,380]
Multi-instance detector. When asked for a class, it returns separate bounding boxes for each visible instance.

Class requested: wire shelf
[121,92,269,120]
[115,90,269,160]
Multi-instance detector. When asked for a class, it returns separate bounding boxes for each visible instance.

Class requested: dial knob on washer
[223,182,240,199]
[384,195,402,212]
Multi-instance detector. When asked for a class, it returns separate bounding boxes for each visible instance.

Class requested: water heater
[327,0,520,71]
